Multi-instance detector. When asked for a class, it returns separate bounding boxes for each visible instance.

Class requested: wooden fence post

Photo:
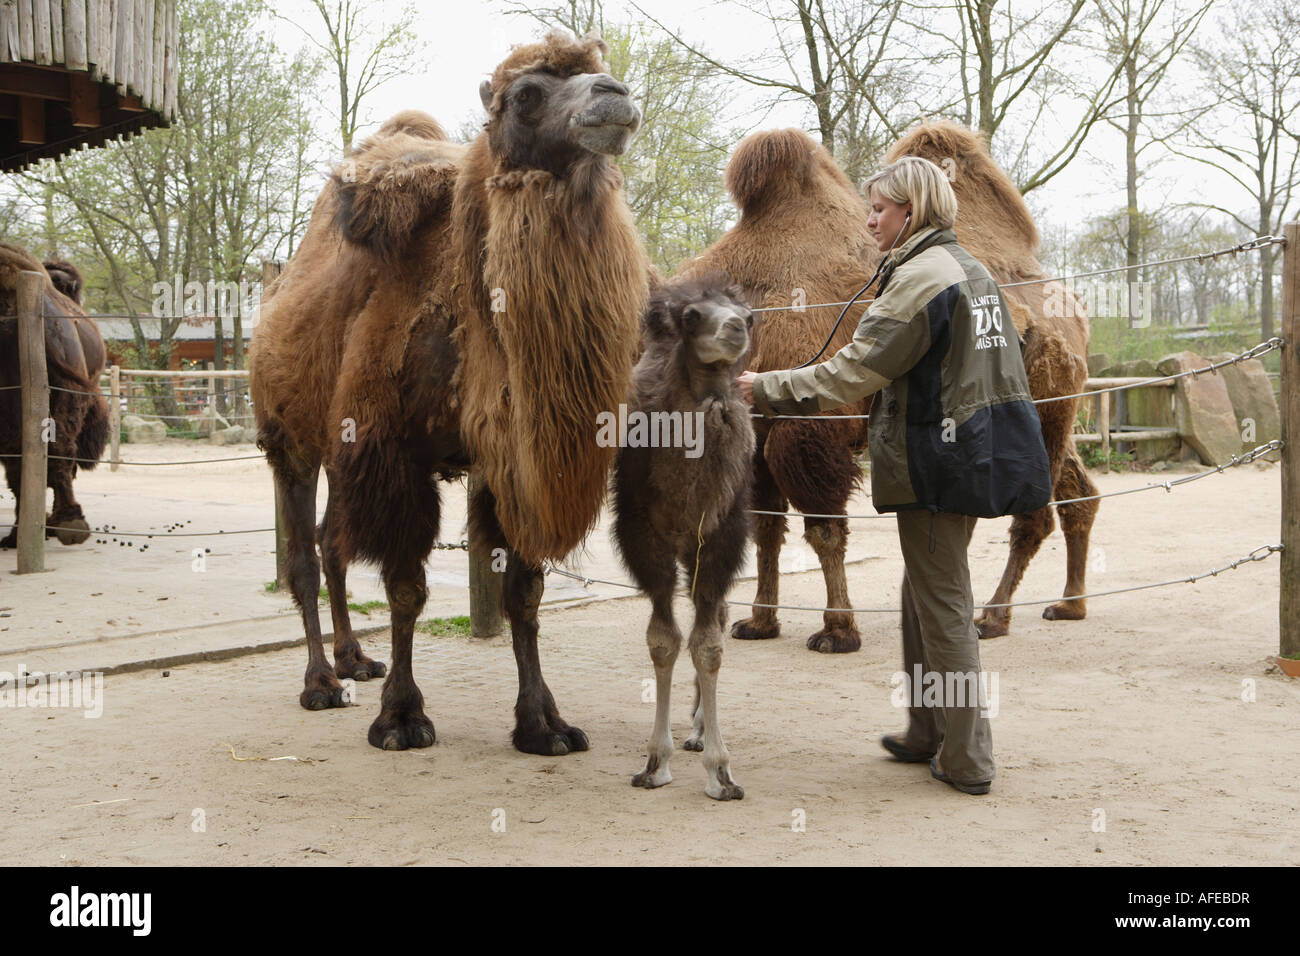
[467,474,503,638]
[1098,390,1111,473]
[109,364,121,471]
[16,270,48,574]
[1279,221,1299,659]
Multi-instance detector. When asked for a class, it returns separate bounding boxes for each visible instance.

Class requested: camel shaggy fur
[0,245,107,548]
[250,31,648,753]
[613,273,754,800]
[678,121,1096,647]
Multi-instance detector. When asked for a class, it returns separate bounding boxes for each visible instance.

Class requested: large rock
[211,425,248,445]
[121,414,166,444]
[1210,352,1281,461]
[1087,352,1111,376]
[1156,351,1241,466]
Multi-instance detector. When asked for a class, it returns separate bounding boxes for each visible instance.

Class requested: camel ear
[479,80,493,111]
[642,298,678,342]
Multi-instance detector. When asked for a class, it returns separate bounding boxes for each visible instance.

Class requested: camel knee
[803,518,846,557]
[646,619,680,665]
[387,579,428,617]
[690,635,723,675]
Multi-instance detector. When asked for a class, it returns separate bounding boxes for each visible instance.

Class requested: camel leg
[0,461,21,548]
[274,461,351,710]
[803,516,861,654]
[975,507,1054,639]
[319,469,386,681]
[48,459,90,545]
[730,454,785,641]
[689,599,742,800]
[1043,451,1098,622]
[367,559,435,750]
[503,553,588,755]
[631,588,682,789]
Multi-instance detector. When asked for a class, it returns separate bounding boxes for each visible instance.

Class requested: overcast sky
[273,0,1254,244]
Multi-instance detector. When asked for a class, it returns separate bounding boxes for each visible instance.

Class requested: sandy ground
[2,442,1298,865]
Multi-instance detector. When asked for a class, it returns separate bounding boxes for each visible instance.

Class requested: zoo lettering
[970,294,1007,351]
[595,404,705,458]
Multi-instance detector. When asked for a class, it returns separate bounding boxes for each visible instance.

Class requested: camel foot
[53,516,91,545]
[335,654,387,682]
[806,625,861,654]
[513,722,588,757]
[975,614,1010,640]
[632,755,672,789]
[682,735,703,752]
[300,673,350,710]
[1043,600,1086,622]
[368,710,436,750]
[730,617,780,641]
[0,528,14,549]
[705,768,744,801]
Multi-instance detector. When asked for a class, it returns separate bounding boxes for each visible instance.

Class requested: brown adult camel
[678,121,1096,647]
[249,31,648,752]
[0,245,107,548]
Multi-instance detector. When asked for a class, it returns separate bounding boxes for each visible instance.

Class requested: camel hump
[332,120,465,263]
[43,258,84,304]
[886,119,1040,257]
[725,128,819,214]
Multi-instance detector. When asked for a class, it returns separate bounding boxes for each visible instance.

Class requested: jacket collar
[877,226,956,294]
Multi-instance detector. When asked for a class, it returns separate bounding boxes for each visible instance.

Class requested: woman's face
[867,190,913,252]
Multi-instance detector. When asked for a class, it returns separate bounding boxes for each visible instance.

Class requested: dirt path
[4,460,1296,865]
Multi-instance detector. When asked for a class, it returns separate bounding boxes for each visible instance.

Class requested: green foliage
[1079,442,1134,472]
[417,616,473,637]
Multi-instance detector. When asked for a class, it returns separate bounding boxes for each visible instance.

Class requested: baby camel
[612,274,754,800]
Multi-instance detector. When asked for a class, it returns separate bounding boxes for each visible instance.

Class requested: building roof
[94,315,254,342]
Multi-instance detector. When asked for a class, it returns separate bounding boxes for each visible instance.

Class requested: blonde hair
[864,156,958,231]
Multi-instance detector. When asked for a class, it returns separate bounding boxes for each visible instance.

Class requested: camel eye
[742,309,753,328]
[682,306,701,331]
[515,84,541,109]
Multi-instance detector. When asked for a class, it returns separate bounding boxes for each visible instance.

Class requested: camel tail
[74,392,110,472]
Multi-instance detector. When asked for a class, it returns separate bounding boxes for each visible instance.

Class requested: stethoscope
[792,210,911,370]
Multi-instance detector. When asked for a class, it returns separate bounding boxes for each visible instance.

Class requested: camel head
[645,273,754,372]
[479,31,642,175]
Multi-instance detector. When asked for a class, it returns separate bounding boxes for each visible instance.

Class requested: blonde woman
[737,156,1051,795]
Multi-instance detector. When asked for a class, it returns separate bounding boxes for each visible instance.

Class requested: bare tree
[288,0,423,151]
[1169,0,1300,338]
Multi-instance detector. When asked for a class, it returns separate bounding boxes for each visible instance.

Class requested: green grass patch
[418,616,473,638]
[347,600,388,615]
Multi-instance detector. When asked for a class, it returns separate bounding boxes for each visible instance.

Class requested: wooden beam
[117,89,142,111]
[1280,221,1300,659]
[68,69,98,125]
[32,0,49,64]
[63,0,88,72]
[0,61,70,98]
[18,93,43,142]
[16,269,48,574]
[18,0,34,62]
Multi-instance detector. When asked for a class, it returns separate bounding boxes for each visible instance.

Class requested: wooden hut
[1,0,177,172]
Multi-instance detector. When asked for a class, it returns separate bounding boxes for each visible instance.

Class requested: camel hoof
[335,656,386,681]
[632,757,672,789]
[705,772,744,801]
[299,680,350,710]
[1043,601,1086,622]
[806,627,861,654]
[975,616,1009,640]
[0,529,15,549]
[513,724,588,756]
[53,517,91,545]
[730,618,780,641]
[368,711,436,750]
[682,736,703,752]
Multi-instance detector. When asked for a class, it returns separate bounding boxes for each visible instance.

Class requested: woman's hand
[737,370,758,406]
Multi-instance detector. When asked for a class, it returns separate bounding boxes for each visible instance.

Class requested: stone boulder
[1209,352,1281,461]
[1156,351,1241,466]
[211,425,248,445]
[121,414,166,444]
[1087,352,1111,376]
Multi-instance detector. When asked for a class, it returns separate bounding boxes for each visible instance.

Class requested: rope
[544,544,1282,614]
[0,453,265,465]
[753,338,1284,419]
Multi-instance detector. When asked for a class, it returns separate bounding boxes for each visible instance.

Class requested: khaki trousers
[896,509,995,785]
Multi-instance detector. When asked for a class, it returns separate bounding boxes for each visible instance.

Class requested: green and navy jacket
[753,226,1052,518]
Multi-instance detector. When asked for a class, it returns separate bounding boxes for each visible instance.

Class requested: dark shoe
[929,757,991,795]
[881,734,935,763]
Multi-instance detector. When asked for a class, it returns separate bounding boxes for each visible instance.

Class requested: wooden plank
[109,363,120,472]
[132,0,145,99]
[1074,429,1178,444]
[68,68,96,124]
[1280,221,1300,659]
[31,0,48,63]
[112,0,129,94]
[87,0,102,78]
[50,0,63,62]
[98,0,113,84]
[1099,391,1110,473]
[148,0,159,108]
[18,0,33,61]
[1,1,19,63]
[16,269,48,574]
[160,0,171,117]
[18,92,42,141]
[62,0,86,70]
